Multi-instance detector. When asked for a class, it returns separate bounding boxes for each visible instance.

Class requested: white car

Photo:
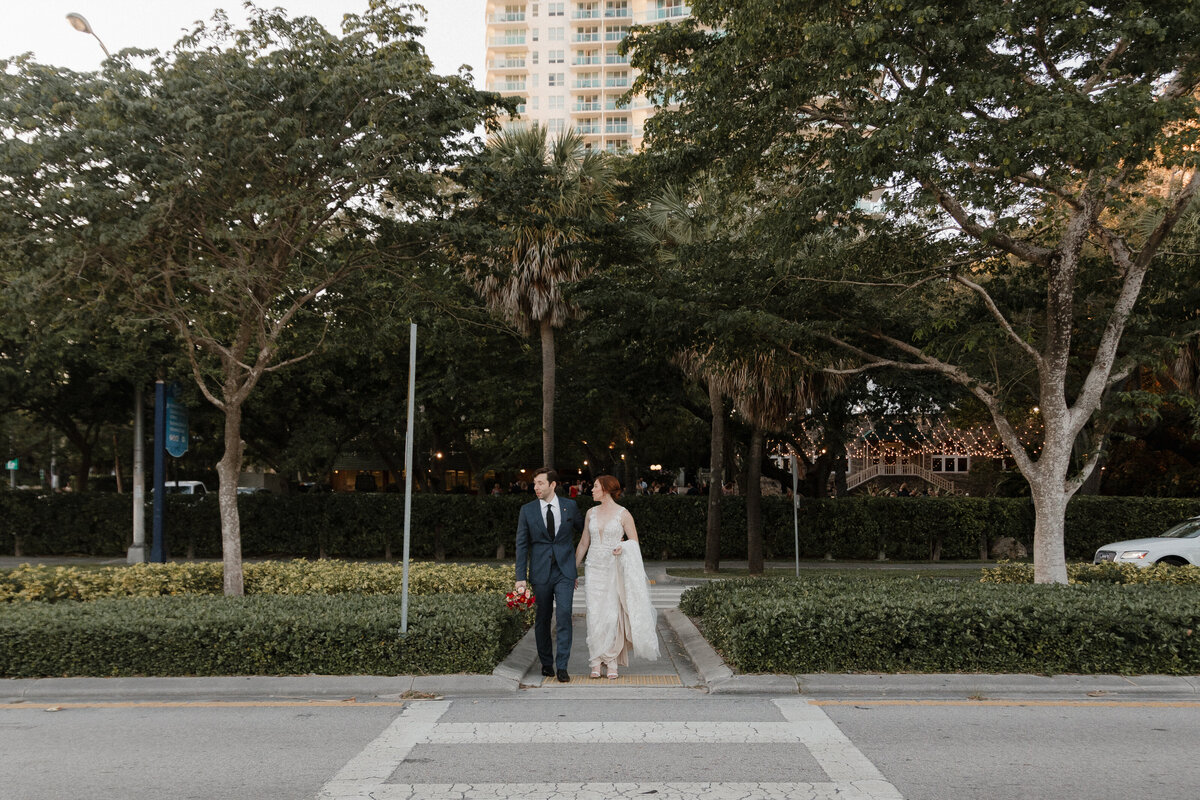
[1093,516,1200,567]
[163,480,208,496]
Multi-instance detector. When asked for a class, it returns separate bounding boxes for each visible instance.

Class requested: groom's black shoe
[556,669,570,683]
[541,665,554,677]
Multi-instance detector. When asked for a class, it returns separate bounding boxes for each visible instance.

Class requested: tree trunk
[746,427,765,575]
[705,380,724,573]
[1029,468,1071,584]
[540,317,555,469]
[215,400,246,596]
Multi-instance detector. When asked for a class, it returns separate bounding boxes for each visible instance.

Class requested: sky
[0,1,488,86]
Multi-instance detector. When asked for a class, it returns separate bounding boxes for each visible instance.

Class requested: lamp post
[65,12,145,563]
[66,13,112,59]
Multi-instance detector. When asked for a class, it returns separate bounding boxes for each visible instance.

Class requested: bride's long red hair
[595,475,622,499]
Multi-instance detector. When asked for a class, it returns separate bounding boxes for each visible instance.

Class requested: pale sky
[0,1,488,86]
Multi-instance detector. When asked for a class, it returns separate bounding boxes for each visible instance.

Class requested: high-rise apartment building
[484,2,691,151]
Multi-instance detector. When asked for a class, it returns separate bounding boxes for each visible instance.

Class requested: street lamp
[66,13,112,59]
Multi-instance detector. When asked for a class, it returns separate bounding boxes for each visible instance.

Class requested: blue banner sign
[164,382,189,458]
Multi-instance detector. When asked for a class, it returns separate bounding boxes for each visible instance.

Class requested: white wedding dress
[583,506,659,670]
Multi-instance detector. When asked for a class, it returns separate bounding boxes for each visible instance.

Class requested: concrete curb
[491,625,538,686]
[0,673,522,704]
[660,608,800,695]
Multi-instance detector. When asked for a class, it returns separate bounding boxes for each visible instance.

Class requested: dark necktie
[546,503,555,538]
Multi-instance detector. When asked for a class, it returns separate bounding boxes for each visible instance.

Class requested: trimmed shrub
[982,561,1200,586]
[0,593,527,677]
[0,560,513,603]
[679,576,1200,675]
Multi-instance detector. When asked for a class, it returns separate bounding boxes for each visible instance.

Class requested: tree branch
[921,179,1054,266]
[952,273,1043,365]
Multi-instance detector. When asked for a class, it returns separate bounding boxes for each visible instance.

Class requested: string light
[778,416,1045,463]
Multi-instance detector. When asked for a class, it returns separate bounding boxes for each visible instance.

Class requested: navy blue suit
[515,494,584,671]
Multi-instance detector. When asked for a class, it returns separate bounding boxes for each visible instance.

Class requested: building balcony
[605,78,630,88]
[572,33,602,43]
[605,124,631,134]
[487,81,528,93]
[605,31,629,42]
[573,102,603,113]
[486,12,527,24]
[487,58,528,70]
[638,5,691,22]
[605,53,629,65]
[576,122,601,134]
[488,35,528,47]
[604,7,632,19]
[573,79,603,89]
[572,10,603,19]
[573,56,602,65]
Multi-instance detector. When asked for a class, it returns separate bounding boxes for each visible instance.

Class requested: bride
[574,475,659,679]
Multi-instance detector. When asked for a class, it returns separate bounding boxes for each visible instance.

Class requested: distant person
[575,475,658,679]
[897,482,911,497]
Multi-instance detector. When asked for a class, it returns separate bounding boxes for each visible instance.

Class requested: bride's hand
[612,545,622,555]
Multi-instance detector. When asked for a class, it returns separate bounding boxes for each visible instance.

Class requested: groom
[514,467,584,682]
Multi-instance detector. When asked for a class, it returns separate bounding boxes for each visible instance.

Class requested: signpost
[151,381,188,563]
[5,458,16,490]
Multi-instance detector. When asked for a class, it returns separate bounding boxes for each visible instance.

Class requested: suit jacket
[515,494,583,585]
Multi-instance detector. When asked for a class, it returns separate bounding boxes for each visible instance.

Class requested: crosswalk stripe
[316,700,905,800]
[367,782,892,799]
[316,701,449,799]
[426,720,830,743]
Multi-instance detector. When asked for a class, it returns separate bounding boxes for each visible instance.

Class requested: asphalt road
[3,692,1197,800]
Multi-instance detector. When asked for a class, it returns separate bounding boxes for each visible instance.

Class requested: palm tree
[635,181,738,573]
[466,125,617,468]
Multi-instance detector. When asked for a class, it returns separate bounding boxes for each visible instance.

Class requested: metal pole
[400,323,417,634]
[791,452,800,577]
[128,385,147,563]
[151,379,166,563]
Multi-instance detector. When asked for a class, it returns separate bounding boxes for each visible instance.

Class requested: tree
[0,2,505,593]
[631,0,1200,582]
[459,125,618,469]
[634,181,742,572]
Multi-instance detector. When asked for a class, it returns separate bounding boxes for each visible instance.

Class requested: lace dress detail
[584,506,659,668]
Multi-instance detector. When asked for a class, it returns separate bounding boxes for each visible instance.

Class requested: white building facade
[484,1,691,151]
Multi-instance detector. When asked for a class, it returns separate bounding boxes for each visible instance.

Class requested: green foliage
[680,576,1200,674]
[0,559,513,603]
[3,492,1197,563]
[629,0,1200,584]
[0,594,527,677]
[982,560,1200,586]
[0,4,508,572]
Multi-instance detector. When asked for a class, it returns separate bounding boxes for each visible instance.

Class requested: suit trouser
[533,563,574,670]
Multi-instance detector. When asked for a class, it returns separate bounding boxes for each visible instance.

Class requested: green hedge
[0,560,514,603]
[0,593,528,677]
[679,577,1200,675]
[981,560,1200,585]
[2,492,1198,562]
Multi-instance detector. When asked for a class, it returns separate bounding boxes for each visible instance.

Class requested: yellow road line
[1,700,409,710]
[813,699,1200,708]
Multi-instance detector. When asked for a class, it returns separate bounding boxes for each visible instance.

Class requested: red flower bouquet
[505,589,535,610]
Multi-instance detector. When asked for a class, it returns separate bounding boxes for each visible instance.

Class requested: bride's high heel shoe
[590,665,601,679]
[607,666,618,680]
